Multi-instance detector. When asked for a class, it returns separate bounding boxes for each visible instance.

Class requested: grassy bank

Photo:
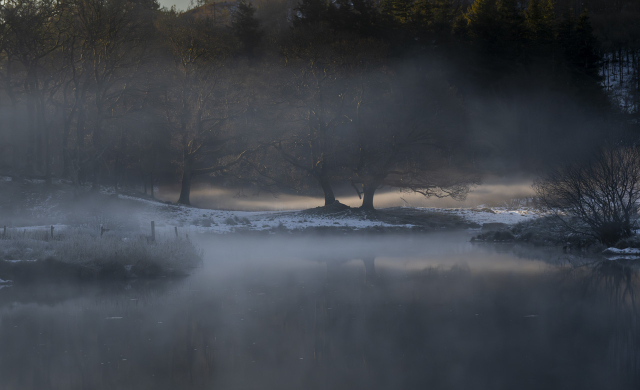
[0,230,202,283]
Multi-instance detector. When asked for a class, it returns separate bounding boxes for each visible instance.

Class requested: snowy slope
[116,195,543,235]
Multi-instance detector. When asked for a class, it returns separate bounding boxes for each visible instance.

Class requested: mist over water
[1,232,638,390]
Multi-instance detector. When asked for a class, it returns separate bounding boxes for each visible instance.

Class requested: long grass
[0,229,202,276]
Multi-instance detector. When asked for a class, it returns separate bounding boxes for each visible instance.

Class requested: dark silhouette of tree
[328,0,379,35]
[2,0,63,183]
[0,0,627,206]
[293,0,329,27]
[157,10,248,205]
[525,0,556,49]
[352,66,478,209]
[575,9,600,78]
[231,0,262,57]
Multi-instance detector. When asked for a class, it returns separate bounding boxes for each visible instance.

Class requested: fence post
[2,226,5,239]
[174,226,178,237]
[50,225,54,239]
[151,221,155,242]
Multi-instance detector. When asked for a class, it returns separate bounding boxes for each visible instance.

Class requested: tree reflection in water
[3,246,640,389]
[579,259,640,386]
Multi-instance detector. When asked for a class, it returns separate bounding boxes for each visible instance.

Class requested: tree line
[0,0,635,208]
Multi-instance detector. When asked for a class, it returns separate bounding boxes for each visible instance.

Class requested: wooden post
[50,225,54,239]
[2,226,5,239]
[151,221,155,242]
[174,226,178,237]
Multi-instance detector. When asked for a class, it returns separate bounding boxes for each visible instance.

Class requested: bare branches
[534,146,640,245]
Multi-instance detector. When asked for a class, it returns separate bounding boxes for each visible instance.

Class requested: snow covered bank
[1,176,545,236]
[419,206,542,226]
[603,247,640,255]
[112,194,545,236]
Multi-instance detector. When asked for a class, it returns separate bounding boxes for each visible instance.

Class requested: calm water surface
[1,232,638,389]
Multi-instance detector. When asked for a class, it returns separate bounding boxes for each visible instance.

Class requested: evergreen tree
[556,9,574,48]
[380,0,415,26]
[465,0,498,42]
[432,0,455,37]
[231,0,262,56]
[328,0,378,35]
[293,0,329,27]
[497,0,526,46]
[412,0,433,30]
[525,0,556,46]
[575,9,600,78]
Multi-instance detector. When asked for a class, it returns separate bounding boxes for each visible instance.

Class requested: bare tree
[157,10,249,205]
[63,0,157,188]
[2,0,64,182]
[534,146,640,245]
[352,65,478,209]
[268,26,384,206]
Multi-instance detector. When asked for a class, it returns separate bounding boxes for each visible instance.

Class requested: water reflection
[0,233,639,389]
[574,259,640,387]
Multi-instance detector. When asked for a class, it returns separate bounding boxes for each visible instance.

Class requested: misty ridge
[0,0,637,211]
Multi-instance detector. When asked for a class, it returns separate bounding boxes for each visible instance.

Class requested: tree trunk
[361,182,378,210]
[149,171,155,198]
[9,98,19,176]
[91,120,103,192]
[37,95,51,185]
[76,106,86,184]
[178,164,193,205]
[318,174,336,205]
[25,88,37,174]
[114,153,120,194]
[43,120,52,185]
[62,132,71,179]
[5,62,20,176]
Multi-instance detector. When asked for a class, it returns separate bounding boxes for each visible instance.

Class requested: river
[0,231,637,389]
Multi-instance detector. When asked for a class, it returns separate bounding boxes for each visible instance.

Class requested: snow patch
[419,206,543,226]
[3,260,38,263]
[603,247,640,255]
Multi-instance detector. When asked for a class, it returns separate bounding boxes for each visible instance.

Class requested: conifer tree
[231,0,262,56]
[380,0,414,26]
[556,9,574,48]
[525,0,556,46]
[412,0,433,30]
[497,0,525,42]
[432,0,455,36]
[465,0,498,41]
[575,9,600,78]
[328,0,378,34]
[293,0,328,26]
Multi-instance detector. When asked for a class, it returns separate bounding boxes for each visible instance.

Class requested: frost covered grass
[0,230,202,282]
[54,233,202,271]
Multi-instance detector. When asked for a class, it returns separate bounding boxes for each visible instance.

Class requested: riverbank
[0,230,201,283]
[0,177,549,285]
[0,175,544,235]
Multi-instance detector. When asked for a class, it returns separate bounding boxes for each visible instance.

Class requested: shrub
[534,146,640,246]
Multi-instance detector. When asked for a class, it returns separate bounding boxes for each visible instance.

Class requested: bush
[534,146,640,246]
